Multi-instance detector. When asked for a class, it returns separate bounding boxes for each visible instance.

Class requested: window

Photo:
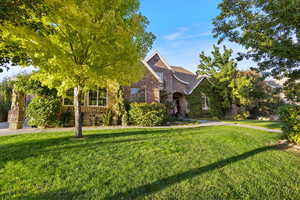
[63,89,85,106]
[64,89,74,106]
[89,90,98,106]
[202,94,209,111]
[98,89,107,106]
[130,88,146,102]
[157,72,164,81]
[88,88,107,107]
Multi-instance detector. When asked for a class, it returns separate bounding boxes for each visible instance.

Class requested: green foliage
[112,85,127,125]
[102,108,112,126]
[187,79,217,118]
[0,79,13,121]
[3,0,155,95]
[233,110,250,121]
[213,0,300,81]
[2,0,155,136]
[197,45,284,119]
[278,105,300,145]
[197,46,250,117]
[26,96,61,128]
[59,112,72,127]
[0,0,49,69]
[129,103,167,126]
[284,80,300,104]
[13,75,57,97]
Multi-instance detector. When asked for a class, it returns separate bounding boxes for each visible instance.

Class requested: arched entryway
[173,92,188,117]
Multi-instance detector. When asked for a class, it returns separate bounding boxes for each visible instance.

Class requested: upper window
[88,88,107,107]
[157,72,164,81]
[130,88,146,102]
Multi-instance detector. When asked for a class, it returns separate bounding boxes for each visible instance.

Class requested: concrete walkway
[0,121,282,137]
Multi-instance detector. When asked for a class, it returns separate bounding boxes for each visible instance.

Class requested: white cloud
[164,27,188,40]
[164,26,212,41]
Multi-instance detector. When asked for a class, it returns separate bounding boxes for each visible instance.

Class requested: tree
[283,80,300,103]
[197,45,281,119]
[198,45,240,115]
[3,0,155,137]
[0,0,49,72]
[213,0,300,91]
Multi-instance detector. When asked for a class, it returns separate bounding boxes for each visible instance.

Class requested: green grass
[223,120,283,130]
[1,126,300,200]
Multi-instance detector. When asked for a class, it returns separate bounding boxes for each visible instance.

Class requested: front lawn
[224,120,283,130]
[1,126,300,199]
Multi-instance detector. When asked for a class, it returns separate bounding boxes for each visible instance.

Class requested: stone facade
[8,89,25,129]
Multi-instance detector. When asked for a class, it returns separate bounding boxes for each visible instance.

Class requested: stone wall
[8,89,25,129]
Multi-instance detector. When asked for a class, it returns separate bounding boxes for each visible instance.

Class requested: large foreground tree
[213,0,300,96]
[0,0,49,72]
[2,0,154,137]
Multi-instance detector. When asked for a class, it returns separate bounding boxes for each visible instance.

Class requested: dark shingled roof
[171,66,195,75]
[145,52,210,94]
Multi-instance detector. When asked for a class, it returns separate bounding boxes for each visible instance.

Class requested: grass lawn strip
[0,126,299,200]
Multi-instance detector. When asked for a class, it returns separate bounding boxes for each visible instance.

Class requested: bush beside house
[278,105,300,145]
[129,103,167,126]
[26,96,61,128]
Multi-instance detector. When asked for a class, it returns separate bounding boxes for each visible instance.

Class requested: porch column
[8,88,25,129]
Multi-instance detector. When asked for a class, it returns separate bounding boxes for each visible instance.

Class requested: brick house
[59,51,212,126]
[8,51,212,128]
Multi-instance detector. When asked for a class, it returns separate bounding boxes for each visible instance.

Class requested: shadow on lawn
[7,188,86,200]
[0,128,202,168]
[106,143,289,200]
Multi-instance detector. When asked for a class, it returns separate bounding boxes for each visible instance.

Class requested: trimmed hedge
[129,103,167,127]
[278,105,300,145]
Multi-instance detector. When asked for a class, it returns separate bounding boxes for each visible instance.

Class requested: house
[8,51,212,128]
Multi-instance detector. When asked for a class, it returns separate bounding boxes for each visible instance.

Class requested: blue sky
[0,0,254,81]
[140,0,254,72]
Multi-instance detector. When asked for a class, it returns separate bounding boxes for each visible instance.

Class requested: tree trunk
[74,86,83,138]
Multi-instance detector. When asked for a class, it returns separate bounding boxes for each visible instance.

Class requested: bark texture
[74,86,83,138]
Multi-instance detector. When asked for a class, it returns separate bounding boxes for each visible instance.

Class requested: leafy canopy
[213,0,300,80]
[0,0,49,71]
[197,45,282,118]
[2,0,155,94]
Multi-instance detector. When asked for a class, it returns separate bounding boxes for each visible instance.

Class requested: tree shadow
[0,137,150,168]
[2,188,87,200]
[87,127,201,139]
[0,127,203,168]
[106,143,289,200]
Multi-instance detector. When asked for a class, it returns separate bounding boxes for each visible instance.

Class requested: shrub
[26,96,61,128]
[278,105,300,145]
[129,103,167,126]
[233,110,250,120]
[102,108,112,126]
[59,112,72,127]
